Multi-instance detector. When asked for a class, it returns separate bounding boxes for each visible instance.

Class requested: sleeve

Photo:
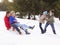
[46,15,54,21]
[9,16,14,24]
[9,16,17,23]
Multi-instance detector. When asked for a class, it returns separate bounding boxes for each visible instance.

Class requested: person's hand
[13,20,17,22]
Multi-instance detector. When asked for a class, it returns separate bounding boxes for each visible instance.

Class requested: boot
[53,30,56,34]
[18,31,22,35]
[25,30,30,34]
[29,25,35,29]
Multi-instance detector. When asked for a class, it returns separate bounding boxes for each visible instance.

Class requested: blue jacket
[9,16,17,24]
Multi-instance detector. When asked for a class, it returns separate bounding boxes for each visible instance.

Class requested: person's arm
[9,16,17,23]
[4,16,9,24]
[13,17,18,23]
[46,15,54,21]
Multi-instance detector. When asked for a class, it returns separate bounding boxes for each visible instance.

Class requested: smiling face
[10,11,16,17]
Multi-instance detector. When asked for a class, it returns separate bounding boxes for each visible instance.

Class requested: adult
[44,9,56,34]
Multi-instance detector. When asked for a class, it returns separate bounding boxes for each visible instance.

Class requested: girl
[9,11,35,34]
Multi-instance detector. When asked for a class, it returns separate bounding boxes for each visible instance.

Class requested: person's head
[6,11,11,17]
[49,9,54,16]
[10,11,15,17]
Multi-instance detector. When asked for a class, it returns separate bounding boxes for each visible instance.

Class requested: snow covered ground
[0,11,60,45]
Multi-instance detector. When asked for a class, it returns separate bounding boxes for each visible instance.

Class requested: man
[44,9,56,34]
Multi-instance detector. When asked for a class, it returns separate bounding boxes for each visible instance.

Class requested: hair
[49,9,55,13]
[10,11,15,15]
[10,10,15,13]
[40,13,43,15]
[6,10,11,14]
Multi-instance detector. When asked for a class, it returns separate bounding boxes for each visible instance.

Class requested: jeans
[14,22,31,31]
[11,23,20,33]
[44,22,56,34]
[39,23,44,33]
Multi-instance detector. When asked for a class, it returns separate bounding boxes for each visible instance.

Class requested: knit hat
[43,11,48,15]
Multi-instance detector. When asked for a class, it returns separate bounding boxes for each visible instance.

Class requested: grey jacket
[46,14,54,24]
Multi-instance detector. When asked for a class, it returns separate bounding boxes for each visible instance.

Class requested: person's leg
[14,22,22,27]
[7,28,10,30]
[21,25,30,34]
[15,23,33,34]
[15,23,30,34]
[29,25,35,29]
[6,26,11,30]
[25,29,30,34]
[12,27,15,31]
[11,24,22,34]
[50,23,56,34]
[39,23,44,33]
[14,23,24,30]
[44,22,49,33]
[15,22,35,30]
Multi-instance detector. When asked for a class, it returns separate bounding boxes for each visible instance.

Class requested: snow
[0,11,60,45]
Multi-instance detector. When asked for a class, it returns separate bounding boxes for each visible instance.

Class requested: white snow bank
[0,11,60,45]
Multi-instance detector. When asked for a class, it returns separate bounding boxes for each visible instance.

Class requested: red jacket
[4,15,11,30]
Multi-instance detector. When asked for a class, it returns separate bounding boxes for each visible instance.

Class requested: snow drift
[0,11,60,45]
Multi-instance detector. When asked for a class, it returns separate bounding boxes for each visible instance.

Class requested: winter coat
[9,16,17,25]
[46,14,54,24]
[4,15,11,30]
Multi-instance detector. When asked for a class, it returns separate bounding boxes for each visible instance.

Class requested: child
[4,11,11,30]
[44,9,56,34]
[4,11,15,31]
[39,11,48,34]
[9,11,35,34]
